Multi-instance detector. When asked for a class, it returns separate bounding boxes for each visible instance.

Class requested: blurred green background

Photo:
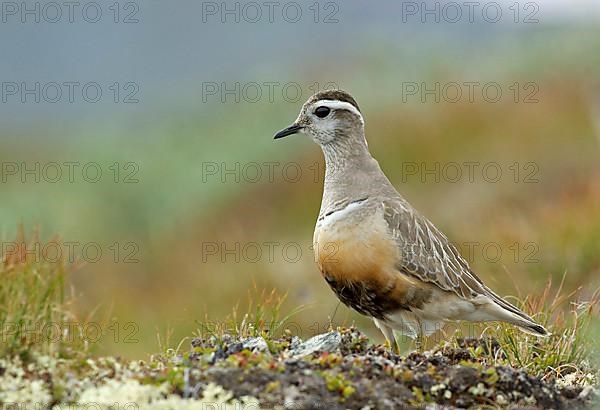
[1,1,599,357]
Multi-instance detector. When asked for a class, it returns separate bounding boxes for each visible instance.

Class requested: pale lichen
[0,357,52,407]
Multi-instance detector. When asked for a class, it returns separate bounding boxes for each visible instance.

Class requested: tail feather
[484,291,550,337]
[515,321,550,337]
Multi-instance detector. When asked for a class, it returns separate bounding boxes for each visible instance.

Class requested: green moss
[411,386,425,404]
[52,383,66,402]
[265,380,280,393]
[322,371,356,399]
[166,367,185,391]
[397,369,413,382]
[225,350,276,371]
[459,360,482,369]
[484,368,499,385]
[315,352,342,368]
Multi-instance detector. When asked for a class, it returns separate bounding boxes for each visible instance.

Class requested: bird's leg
[384,336,400,354]
[389,337,400,355]
[415,335,423,353]
[373,318,399,355]
[415,321,424,353]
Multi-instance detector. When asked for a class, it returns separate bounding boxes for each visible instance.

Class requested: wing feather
[382,199,486,300]
[381,198,547,333]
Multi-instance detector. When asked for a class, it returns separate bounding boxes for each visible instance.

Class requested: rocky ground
[186,328,596,409]
[1,327,597,409]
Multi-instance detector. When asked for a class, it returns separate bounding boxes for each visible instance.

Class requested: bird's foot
[383,339,400,355]
[414,333,425,354]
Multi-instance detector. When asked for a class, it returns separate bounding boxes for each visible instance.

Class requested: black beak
[274,124,303,139]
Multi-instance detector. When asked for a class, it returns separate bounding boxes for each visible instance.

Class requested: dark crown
[308,90,361,113]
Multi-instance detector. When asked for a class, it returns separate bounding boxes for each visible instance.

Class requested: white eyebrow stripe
[315,99,364,124]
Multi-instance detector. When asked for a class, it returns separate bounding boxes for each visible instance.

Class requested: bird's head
[274,89,365,148]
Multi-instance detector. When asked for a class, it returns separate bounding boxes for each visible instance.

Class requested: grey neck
[319,133,395,216]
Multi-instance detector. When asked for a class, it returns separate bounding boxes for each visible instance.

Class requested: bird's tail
[484,291,550,337]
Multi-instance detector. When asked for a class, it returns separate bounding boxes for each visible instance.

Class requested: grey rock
[170,354,184,365]
[242,337,271,354]
[578,385,596,401]
[288,331,342,358]
[289,336,302,350]
[283,385,301,409]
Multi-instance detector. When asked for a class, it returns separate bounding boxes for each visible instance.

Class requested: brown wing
[382,199,545,328]
[382,199,488,300]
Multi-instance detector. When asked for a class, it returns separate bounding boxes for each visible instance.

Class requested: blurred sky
[1,0,599,249]
[1,0,599,132]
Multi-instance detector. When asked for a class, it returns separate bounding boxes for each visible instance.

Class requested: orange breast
[315,223,395,282]
[314,211,435,313]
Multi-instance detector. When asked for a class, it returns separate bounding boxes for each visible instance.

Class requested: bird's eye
[314,106,331,118]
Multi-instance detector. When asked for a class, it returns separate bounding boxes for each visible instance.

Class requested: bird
[274,89,549,352]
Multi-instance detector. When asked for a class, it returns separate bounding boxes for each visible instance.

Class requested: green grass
[193,285,306,351]
[450,278,599,384]
[0,228,87,361]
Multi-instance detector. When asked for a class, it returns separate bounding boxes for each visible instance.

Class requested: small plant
[0,227,87,360]
[195,283,305,348]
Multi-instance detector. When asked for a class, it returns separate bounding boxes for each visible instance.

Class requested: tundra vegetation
[0,231,597,409]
